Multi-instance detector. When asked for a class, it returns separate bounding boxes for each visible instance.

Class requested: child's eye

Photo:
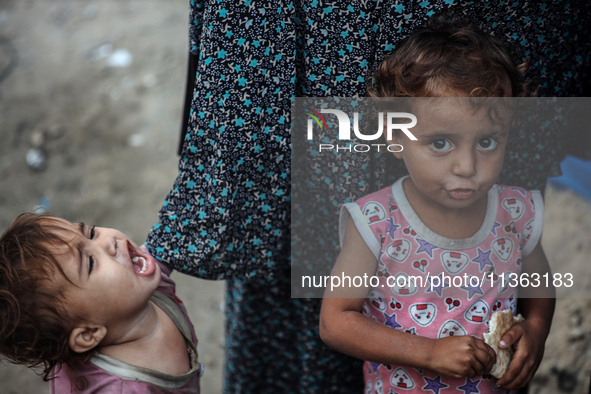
[90,225,96,239]
[89,256,95,275]
[478,137,497,151]
[428,138,452,152]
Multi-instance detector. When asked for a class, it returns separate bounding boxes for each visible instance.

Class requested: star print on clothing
[458,377,481,394]
[472,248,493,271]
[369,361,381,374]
[416,238,437,257]
[384,312,402,329]
[460,276,484,300]
[426,272,449,297]
[386,218,399,238]
[491,221,501,236]
[422,375,449,394]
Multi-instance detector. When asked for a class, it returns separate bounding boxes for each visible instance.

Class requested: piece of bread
[483,309,524,379]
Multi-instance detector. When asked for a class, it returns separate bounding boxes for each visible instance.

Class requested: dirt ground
[0,1,224,393]
[0,1,590,393]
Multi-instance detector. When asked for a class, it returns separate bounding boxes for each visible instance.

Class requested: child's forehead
[40,218,84,267]
[41,217,82,238]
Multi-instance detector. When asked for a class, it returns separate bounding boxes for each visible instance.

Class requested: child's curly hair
[368,15,533,98]
[0,213,91,380]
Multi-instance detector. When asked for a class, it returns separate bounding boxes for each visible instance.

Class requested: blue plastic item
[548,155,591,200]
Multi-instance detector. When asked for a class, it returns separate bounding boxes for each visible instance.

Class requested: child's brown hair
[368,15,531,98]
[0,213,91,380]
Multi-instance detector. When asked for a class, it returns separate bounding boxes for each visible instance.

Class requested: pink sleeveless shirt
[50,260,203,393]
[340,177,543,394]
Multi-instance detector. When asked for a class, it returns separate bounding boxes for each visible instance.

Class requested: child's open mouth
[127,240,156,276]
[132,256,148,274]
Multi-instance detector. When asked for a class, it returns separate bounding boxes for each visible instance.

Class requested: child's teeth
[132,256,147,273]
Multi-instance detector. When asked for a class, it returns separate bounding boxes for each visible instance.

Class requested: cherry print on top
[339,176,544,393]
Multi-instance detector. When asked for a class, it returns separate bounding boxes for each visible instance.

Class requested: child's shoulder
[51,354,201,393]
[495,184,544,210]
[496,184,538,197]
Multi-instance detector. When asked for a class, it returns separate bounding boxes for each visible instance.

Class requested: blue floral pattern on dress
[146,1,590,392]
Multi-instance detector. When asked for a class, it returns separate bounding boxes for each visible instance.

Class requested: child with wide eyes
[319,17,555,393]
[0,213,203,393]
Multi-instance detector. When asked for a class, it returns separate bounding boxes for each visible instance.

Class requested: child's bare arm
[495,242,555,389]
[319,221,496,378]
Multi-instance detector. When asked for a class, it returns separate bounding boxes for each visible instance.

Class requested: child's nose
[451,149,477,177]
[97,233,117,256]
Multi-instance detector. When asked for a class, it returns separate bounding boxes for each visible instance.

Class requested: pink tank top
[340,177,543,393]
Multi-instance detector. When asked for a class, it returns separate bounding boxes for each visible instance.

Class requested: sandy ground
[0,1,590,393]
[0,1,224,393]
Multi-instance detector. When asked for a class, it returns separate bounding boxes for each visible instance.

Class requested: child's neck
[402,178,488,240]
[98,300,190,375]
[100,300,161,345]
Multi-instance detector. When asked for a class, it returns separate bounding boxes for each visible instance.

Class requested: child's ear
[69,325,107,353]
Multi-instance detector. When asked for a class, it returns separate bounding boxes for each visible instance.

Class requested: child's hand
[495,320,546,390]
[429,336,496,379]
